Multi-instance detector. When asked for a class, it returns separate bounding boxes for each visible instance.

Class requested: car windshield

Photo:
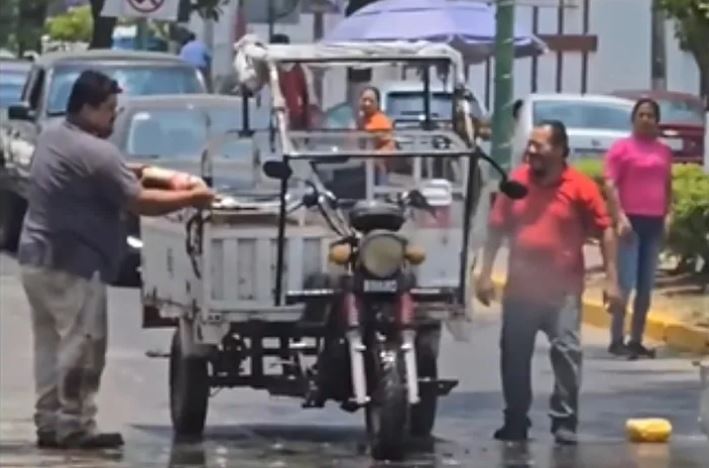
[47,64,203,115]
[124,106,270,159]
[532,100,633,131]
[386,91,484,120]
[0,70,28,108]
[657,98,705,125]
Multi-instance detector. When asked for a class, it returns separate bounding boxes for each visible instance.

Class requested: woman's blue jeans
[611,215,665,345]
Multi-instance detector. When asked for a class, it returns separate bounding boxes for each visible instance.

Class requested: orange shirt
[489,165,611,302]
[360,111,395,151]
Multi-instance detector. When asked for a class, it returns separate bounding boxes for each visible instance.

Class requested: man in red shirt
[476,121,622,445]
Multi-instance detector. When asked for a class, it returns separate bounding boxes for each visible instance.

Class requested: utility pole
[650,0,667,90]
[136,18,148,50]
[490,0,516,171]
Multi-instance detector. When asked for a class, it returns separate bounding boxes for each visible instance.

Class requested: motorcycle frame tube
[343,290,369,405]
[397,292,420,404]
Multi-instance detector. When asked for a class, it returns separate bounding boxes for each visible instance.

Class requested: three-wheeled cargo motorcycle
[139,36,526,461]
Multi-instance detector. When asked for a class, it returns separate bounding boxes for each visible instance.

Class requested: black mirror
[8,104,33,121]
[407,190,434,212]
[262,160,292,180]
[499,180,528,200]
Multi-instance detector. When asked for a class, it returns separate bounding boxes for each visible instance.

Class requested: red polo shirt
[489,165,611,302]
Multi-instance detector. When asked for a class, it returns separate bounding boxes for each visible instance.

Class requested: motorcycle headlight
[359,232,405,278]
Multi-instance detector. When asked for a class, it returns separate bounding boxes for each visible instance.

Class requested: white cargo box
[140,206,337,325]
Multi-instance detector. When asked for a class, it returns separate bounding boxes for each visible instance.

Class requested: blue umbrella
[324,0,546,63]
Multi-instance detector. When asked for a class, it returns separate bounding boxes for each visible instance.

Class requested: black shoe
[553,426,578,445]
[58,432,124,449]
[493,417,531,442]
[37,431,59,449]
[626,341,656,360]
[608,341,631,356]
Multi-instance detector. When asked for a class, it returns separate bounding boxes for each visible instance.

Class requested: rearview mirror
[419,179,453,207]
[499,180,528,200]
[407,190,433,212]
[7,104,33,121]
[262,160,292,180]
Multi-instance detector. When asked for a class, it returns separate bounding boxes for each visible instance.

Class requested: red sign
[127,0,164,14]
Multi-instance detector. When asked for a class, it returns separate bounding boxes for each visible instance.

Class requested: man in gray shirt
[18,70,214,449]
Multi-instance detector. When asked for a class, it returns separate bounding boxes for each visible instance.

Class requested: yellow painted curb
[488,276,709,355]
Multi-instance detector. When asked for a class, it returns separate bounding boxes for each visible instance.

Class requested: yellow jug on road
[626,418,672,443]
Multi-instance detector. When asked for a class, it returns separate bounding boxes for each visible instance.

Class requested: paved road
[1,253,707,467]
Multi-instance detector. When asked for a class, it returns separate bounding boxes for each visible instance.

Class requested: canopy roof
[233,35,467,88]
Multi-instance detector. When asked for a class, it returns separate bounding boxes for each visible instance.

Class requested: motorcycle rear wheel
[410,326,440,437]
[169,329,209,437]
[365,340,408,461]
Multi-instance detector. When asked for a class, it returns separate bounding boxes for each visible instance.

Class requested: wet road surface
[1,253,707,467]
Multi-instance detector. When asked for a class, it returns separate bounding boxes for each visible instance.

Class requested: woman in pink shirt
[604,98,673,359]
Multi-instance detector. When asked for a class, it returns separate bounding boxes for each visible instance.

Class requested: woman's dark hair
[361,85,381,104]
[631,97,661,123]
[539,119,570,158]
[66,70,121,115]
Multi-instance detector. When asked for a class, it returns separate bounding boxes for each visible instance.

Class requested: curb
[490,274,709,355]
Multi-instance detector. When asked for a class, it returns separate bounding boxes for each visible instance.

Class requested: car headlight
[359,232,405,278]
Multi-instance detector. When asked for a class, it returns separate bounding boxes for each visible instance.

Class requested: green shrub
[45,6,93,43]
[573,158,604,186]
[667,164,709,271]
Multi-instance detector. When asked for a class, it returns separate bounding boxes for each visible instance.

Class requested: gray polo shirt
[18,120,141,283]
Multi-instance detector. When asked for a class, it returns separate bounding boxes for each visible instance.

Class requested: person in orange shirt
[356,86,395,182]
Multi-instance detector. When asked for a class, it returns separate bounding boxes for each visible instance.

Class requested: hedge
[574,158,709,272]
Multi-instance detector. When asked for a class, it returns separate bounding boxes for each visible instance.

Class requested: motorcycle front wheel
[365,339,408,461]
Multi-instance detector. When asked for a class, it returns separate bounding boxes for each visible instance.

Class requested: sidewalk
[487,247,709,355]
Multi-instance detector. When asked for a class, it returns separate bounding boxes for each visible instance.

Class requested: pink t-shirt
[604,136,672,217]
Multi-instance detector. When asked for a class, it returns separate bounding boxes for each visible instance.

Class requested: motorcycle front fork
[343,292,420,406]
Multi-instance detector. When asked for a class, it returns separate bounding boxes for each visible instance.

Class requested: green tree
[660,0,709,98]
[0,0,20,51]
[17,0,50,54]
[46,6,93,43]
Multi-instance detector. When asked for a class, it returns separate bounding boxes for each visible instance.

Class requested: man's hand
[616,212,633,238]
[603,278,623,314]
[475,275,496,306]
[188,186,215,209]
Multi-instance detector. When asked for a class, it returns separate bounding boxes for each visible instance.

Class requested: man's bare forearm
[599,227,619,284]
[480,228,504,278]
[127,189,196,216]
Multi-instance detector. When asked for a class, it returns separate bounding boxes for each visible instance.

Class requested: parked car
[110,94,270,286]
[612,89,705,164]
[0,58,31,167]
[0,49,207,251]
[512,93,635,166]
[0,58,31,111]
[323,80,487,129]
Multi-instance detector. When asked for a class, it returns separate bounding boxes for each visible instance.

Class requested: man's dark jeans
[500,294,583,429]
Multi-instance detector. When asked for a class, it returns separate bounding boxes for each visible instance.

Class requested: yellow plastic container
[625,418,672,443]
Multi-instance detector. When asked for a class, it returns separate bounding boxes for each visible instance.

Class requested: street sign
[101,0,181,21]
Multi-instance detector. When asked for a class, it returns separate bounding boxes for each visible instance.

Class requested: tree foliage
[659,0,709,97]
[46,6,93,43]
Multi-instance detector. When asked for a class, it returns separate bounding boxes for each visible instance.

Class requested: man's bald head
[525,120,569,182]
